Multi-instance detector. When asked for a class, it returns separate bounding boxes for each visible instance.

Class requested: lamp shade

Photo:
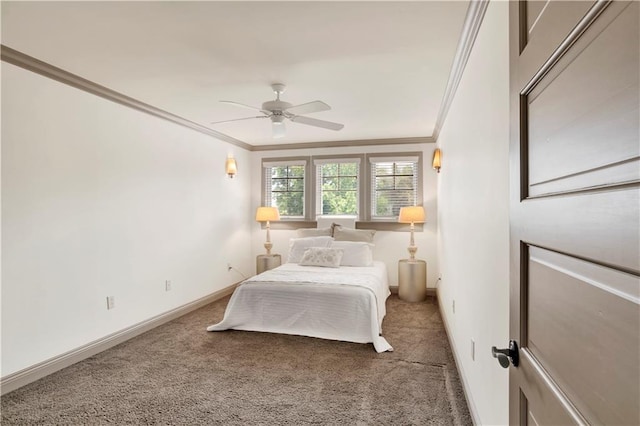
[256,206,280,222]
[225,156,238,178]
[432,148,441,173]
[398,206,425,224]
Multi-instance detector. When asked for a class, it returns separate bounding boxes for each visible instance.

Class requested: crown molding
[3,0,488,152]
[431,0,490,142]
[2,44,432,153]
[1,45,253,151]
[251,136,434,152]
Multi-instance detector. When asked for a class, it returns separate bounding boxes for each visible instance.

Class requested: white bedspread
[207,261,393,352]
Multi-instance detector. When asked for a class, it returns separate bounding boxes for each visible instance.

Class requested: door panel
[526,407,542,426]
[519,355,586,425]
[519,1,596,83]
[521,189,639,273]
[526,0,547,34]
[523,0,595,50]
[527,3,639,196]
[528,247,639,425]
[509,1,640,425]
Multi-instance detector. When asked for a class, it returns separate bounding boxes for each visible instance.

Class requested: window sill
[265,220,423,232]
[356,221,424,232]
[267,220,316,230]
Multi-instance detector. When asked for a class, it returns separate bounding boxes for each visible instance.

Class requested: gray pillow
[296,227,332,237]
[333,226,376,243]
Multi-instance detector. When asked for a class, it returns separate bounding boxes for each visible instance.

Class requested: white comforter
[207,261,393,352]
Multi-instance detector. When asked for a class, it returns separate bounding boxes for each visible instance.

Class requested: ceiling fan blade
[285,100,330,115]
[272,121,286,139]
[211,116,269,125]
[289,115,344,131]
[220,100,270,115]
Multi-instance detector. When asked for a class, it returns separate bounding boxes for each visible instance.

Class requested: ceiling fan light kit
[212,83,344,139]
[271,115,285,124]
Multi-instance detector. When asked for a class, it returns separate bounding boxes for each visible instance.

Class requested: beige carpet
[1,295,472,425]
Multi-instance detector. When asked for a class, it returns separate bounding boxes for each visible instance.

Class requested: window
[261,152,422,227]
[263,160,306,218]
[370,157,419,219]
[315,158,360,217]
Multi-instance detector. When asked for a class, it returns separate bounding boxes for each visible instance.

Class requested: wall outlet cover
[471,339,475,361]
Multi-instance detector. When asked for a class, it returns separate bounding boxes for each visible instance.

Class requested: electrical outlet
[471,339,475,361]
[165,280,172,291]
[106,296,115,310]
[452,299,455,314]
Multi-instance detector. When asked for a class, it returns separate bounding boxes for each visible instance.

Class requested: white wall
[436,1,510,424]
[250,144,439,288]
[1,63,253,377]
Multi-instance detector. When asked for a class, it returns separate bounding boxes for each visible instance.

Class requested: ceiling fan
[211,83,344,139]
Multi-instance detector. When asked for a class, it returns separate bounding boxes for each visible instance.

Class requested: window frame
[261,156,312,222]
[366,153,423,222]
[261,151,423,230]
[312,154,365,220]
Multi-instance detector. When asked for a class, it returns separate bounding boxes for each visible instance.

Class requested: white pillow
[330,241,374,267]
[299,247,344,268]
[287,236,334,263]
[296,227,332,237]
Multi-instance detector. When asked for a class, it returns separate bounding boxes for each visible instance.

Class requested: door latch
[491,340,519,368]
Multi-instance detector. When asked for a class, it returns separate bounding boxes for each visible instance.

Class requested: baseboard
[436,287,481,426]
[1,283,239,395]
[389,285,437,297]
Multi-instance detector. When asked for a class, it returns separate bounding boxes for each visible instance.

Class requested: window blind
[370,160,418,219]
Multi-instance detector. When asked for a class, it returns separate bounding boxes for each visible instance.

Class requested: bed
[206,260,393,353]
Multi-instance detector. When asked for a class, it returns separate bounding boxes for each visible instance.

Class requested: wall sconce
[432,149,442,173]
[398,206,426,261]
[225,156,238,178]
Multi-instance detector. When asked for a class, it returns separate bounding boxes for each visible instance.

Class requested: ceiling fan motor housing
[262,100,292,114]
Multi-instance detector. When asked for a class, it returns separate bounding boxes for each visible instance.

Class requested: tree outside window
[318,162,358,216]
[266,165,305,217]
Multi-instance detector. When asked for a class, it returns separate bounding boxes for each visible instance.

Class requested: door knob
[491,340,519,368]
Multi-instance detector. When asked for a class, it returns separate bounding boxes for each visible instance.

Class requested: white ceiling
[2,1,469,147]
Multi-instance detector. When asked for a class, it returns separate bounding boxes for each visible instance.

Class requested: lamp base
[407,245,418,261]
[264,241,273,256]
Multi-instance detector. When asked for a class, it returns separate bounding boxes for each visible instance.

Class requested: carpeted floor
[1,294,472,425]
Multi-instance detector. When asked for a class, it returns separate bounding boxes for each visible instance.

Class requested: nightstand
[256,254,281,274]
[398,259,427,302]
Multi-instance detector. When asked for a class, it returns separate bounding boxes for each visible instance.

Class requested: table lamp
[398,206,425,261]
[256,206,280,255]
